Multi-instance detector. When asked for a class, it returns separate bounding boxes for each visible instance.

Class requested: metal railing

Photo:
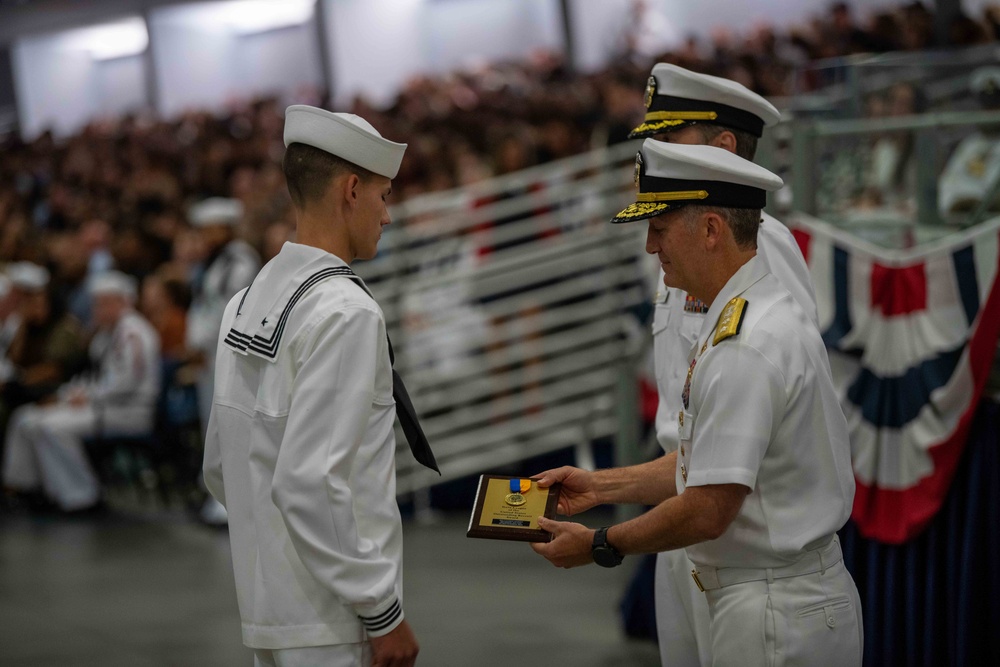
[351,141,651,494]
[788,109,1000,245]
[359,72,1000,492]
[788,44,1000,119]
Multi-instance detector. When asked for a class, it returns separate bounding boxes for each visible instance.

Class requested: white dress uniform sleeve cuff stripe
[357,596,404,637]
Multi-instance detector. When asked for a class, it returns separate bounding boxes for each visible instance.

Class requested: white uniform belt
[691,537,842,592]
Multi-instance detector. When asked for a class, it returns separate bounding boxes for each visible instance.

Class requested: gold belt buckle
[691,569,705,592]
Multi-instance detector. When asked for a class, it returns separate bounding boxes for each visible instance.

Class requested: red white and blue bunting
[791,215,1000,544]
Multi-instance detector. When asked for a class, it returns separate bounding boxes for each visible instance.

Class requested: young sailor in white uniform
[530,141,862,667]
[203,106,433,667]
[628,63,819,667]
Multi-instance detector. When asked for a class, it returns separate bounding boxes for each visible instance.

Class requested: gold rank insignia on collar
[713,297,748,345]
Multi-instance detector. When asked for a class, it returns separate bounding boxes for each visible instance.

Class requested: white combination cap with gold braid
[611,140,783,224]
[283,105,407,180]
[630,63,781,139]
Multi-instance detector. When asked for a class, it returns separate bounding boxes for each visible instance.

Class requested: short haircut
[282,143,376,208]
[696,124,759,161]
[685,205,761,249]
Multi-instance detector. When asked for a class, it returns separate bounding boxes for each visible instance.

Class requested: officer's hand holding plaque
[466,475,562,543]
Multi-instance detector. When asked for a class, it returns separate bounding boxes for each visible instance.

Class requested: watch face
[593,546,622,568]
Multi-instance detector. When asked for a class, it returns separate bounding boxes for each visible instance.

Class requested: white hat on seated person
[7,262,50,291]
[283,105,407,179]
[612,140,783,224]
[89,270,138,302]
[630,63,782,140]
[189,198,243,228]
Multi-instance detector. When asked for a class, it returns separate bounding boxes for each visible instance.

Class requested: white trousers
[253,643,371,667]
[655,549,712,667]
[702,548,863,667]
[3,402,151,511]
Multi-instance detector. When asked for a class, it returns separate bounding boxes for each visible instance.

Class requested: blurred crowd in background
[1,0,999,514]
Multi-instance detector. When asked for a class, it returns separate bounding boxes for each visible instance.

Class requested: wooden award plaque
[466,475,562,543]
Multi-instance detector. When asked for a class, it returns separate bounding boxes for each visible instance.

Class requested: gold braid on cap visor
[612,202,672,221]
[644,111,719,122]
[636,190,709,202]
[630,119,686,135]
[629,112,718,137]
[612,189,711,222]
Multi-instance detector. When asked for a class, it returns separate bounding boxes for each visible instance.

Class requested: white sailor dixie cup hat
[7,262,49,291]
[189,197,243,228]
[611,140,783,224]
[88,270,138,301]
[630,63,782,139]
[283,105,407,180]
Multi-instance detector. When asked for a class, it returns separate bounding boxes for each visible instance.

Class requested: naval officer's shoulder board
[712,297,748,346]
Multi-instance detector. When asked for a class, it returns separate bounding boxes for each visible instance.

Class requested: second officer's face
[645,208,700,294]
[350,175,393,261]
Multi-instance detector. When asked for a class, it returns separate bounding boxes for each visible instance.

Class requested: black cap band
[646,95,765,137]
[638,175,767,209]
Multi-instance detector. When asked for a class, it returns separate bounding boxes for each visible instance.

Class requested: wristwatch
[591,526,624,568]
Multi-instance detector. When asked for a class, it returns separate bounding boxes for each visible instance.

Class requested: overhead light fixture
[63,17,149,61]
[201,0,316,35]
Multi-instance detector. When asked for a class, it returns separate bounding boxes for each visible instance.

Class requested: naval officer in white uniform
[938,67,1000,219]
[531,141,861,667]
[627,63,819,667]
[203,106,420,667]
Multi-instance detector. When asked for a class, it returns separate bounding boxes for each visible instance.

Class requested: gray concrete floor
[0,505,660,667]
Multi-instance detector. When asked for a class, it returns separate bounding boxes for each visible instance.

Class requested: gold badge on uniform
[634,152,644,189]
[681,358,696,409]
[967,155,987,178]
[644,75,657,109]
